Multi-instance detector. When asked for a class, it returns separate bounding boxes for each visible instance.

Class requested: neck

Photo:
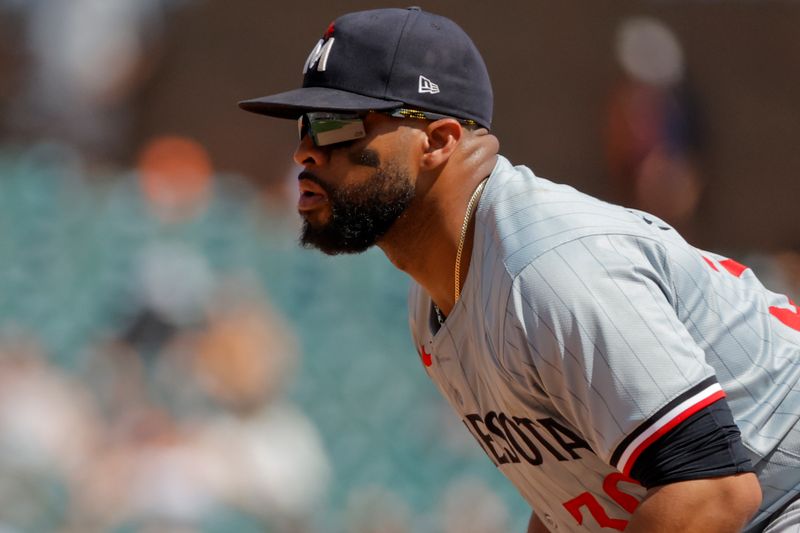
[378,133,499,316]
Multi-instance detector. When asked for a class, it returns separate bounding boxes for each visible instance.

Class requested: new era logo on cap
[418,75,440,94]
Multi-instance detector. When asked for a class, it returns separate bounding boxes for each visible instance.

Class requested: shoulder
[499,231,681,372]
[477,156,665,279]
[509,232,673,309]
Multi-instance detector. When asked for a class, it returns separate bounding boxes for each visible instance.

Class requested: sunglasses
[297,108,478,147]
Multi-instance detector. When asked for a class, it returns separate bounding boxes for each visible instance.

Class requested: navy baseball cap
[238,7,493,129]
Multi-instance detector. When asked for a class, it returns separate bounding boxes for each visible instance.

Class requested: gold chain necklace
[454,178,488,302]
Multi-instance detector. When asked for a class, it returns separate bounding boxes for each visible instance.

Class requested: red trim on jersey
[719,259,748,278]
[418,345,433,367]
[770,300,800,331]
[621,390,727,477]
[702,256,719,271]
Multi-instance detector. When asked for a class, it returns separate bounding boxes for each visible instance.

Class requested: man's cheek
[348,147,381,168]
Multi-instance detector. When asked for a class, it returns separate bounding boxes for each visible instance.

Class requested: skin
[623,475,761,533]
[297,156,416,255]
[526,475,761,532]
[293,112,763,531]
[527,513,548,533]
[294,112,499,316]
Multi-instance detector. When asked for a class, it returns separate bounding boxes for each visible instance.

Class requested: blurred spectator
[71,274,331,532]
[101,279,330,532]
[132,242,215,341]
[3,0,170,167]
[69,405,223,531]
[0,4,24,139]
[0,332,100,531]
[137,135,214,223]
[166,276,331,529]
[605,16,705,230]
[440,476,511,533]
[345,485,412,533]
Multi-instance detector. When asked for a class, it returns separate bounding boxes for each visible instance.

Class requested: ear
[420,119,462,170]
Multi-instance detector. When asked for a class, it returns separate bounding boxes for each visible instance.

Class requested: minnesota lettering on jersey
[464,411,594,467]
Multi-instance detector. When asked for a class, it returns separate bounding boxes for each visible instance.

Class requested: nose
[293,133,329,167]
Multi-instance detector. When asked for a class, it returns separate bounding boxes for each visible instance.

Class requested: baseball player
[239,7,800,532]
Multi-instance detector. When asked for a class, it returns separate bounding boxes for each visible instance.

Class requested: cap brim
[238,87,403,119]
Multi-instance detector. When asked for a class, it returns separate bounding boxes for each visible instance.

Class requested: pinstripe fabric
[762,495,800,532]
[408,156,800,532]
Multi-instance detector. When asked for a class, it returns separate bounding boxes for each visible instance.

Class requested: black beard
[299,162,415,255]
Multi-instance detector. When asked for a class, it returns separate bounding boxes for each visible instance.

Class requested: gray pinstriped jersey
[408,156,800,532]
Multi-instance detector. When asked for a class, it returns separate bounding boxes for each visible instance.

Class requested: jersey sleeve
[501,233,724,476]
[630,399,753,488]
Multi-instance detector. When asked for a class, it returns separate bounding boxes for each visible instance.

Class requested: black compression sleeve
[629,398,754,489]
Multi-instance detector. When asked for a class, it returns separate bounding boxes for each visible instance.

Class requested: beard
[299,159,415,255]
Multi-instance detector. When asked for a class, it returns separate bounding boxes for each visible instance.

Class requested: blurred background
[0,1,798,532]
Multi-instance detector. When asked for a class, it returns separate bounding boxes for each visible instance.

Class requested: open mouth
[298,178,329,211]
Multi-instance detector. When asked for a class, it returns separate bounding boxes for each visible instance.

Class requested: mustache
[298,171,334,196]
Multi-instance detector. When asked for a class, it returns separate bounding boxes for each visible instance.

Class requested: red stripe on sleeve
[622,390,727,477]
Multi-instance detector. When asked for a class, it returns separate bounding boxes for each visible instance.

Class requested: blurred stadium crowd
[0,143,521,532]
[0,1,797,533]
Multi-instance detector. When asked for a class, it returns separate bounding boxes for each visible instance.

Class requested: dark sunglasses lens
[303,113,366,147]
[298,115,310,141]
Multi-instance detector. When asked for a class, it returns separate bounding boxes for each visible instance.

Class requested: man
[239,7,800,532]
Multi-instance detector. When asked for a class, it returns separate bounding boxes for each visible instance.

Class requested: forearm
[625,474,761,533]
